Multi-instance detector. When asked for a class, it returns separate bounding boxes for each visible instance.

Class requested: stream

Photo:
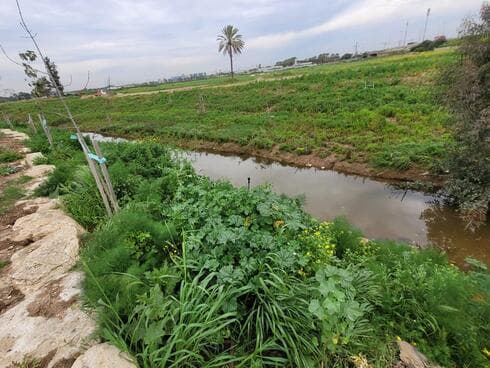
[84,133,489,266]
[185,151,490,266]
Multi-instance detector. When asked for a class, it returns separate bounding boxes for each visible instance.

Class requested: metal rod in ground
[27,114,37,133]
[38,114,53,147]
[91,138,119,212]
[247,177,251,190]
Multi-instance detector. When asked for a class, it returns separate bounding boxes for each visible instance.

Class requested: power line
[403,21,409,46]
[422,8,431,41]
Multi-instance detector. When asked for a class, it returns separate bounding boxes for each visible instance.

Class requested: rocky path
[0,129,135,368]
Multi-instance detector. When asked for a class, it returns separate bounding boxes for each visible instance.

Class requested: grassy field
[1,49,457,174]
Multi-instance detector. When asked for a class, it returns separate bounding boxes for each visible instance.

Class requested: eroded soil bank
[89,130,446,185]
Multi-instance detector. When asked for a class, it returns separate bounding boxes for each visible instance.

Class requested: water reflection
[421,203,490,265]
[185,151,489,265]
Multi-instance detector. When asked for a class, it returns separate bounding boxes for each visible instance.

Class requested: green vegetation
[0,181,25,215]
[0,148,22,163]
[0,259,9,270]
[115,73,255,94]
[29,128,489,367]
[0,166,18,176]
[217,25,245,78]
[440,4,490,228]
[1,49,456,173]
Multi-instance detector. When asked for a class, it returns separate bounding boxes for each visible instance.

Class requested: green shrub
[0,166,17,176]
[346,241,490,367]
[0,149,22,163]
[34,163,77,197]
[62,167,107,229]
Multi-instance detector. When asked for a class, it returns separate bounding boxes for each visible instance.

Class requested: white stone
[10,213,83,293]
[0,129,29,141]
[23,164,55,192]
[0,274,96,368]
[72,343,137,368]
[24,152,45,168]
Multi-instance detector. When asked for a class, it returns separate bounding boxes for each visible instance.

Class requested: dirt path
[112,74,302,97]
[0,129,135,368]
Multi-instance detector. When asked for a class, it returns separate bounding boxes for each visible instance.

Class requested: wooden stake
[38,114,53,147]
[83,143,113,217]
[27,114,37,133]
[91,138,119,212]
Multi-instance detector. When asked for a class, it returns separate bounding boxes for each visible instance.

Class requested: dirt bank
[158,138,447,186]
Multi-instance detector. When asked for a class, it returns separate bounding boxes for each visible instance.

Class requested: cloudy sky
[0,0,483,94]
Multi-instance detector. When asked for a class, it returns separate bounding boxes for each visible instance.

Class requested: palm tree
[217,25,245,79]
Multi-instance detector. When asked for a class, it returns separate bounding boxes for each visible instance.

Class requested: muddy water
[185,151,490,266]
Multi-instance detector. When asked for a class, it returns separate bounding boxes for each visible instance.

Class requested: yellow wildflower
[482,347,490,358]
[273,219,284,229]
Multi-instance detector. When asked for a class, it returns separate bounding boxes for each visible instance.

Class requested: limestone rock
[72,343,137,368]
[23,164,55,192]
[11,203,82,242]
[24,152,45,168]
[0,128,29,141]
[0,273,96,368]
[16,197,59,212]
[397,341,441,368]
[10,211,83,293]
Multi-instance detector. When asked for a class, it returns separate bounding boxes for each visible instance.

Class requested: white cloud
[0,0,483,92]
[247,0,483,49]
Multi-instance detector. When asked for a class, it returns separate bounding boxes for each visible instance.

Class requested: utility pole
[354,41,358,56]
[403,21,409,46]
[422,8,431,41]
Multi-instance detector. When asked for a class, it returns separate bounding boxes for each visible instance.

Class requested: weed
[0,184,24,215]
[0,148,22,163]
[0,259,9,270]
[32,155,49,165]
[0,166,17,176]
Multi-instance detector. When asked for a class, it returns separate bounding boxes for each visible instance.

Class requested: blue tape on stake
[70,134,78,140]
[88,152,107,164]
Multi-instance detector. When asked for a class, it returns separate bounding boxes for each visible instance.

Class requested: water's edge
[85,133,490,266]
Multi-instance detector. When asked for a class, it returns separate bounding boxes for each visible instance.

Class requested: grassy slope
[1,49,456,173]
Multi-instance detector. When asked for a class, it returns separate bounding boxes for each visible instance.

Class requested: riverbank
[156,137,447,184]
[1,49,456,182]
[11,126,487,367]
